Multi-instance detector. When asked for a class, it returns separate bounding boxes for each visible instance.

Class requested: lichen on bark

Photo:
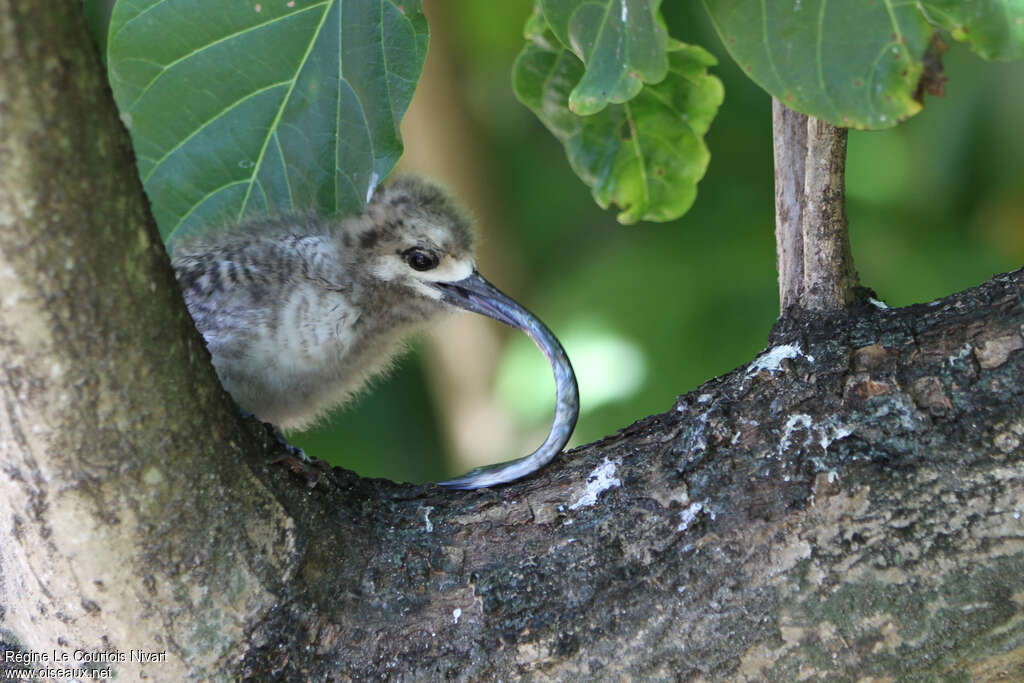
[238,269,1024,680]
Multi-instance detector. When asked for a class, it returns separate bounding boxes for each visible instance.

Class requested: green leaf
[514,40,723,224]
[921,1,1024,60]
[538,0,669,115]
[523,0,550,41]
[83,0,116,60]
[702,0,934,129]
[107,0,428,242]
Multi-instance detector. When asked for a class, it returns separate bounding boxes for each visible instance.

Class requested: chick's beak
[433,270,579,489]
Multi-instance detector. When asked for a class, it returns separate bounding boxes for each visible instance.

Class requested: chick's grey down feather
[172,177,474,430]
[170,175,579,489]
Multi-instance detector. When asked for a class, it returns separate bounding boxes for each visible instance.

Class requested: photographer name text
[5,649,167,664]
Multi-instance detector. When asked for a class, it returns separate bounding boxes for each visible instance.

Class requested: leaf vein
[236,1,336,220]
[110,0,170,46]
[124,2,329,111]
[142,80,292,183]
[167,179,250,242]
[760,0,786,97]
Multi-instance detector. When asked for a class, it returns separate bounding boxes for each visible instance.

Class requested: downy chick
[171,176,578,488]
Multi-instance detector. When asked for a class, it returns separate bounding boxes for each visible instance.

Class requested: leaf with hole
[107,0,428,242]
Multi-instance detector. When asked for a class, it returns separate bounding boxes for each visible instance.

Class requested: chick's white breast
[252,282,360,388]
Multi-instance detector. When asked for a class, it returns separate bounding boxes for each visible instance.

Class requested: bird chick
[171,175,578,489]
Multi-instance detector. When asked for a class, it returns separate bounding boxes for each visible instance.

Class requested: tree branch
[238,267,1024,680]
[773,99,861,314]
[772,99,807,312]
[0,3,298,678]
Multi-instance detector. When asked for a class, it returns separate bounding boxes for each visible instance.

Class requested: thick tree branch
[0,3,297,678]
[237,268,1024,680]
[773,99,861,314]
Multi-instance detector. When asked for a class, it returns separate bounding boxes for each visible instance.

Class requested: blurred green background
[292,1,1023,483]
[91,0,1023,482]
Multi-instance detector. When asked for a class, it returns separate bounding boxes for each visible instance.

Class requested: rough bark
[242,271,1024,681]
[773,100,862,314]
[2,5,1023,682]
[772,100,807,312]
[0,3,298,679]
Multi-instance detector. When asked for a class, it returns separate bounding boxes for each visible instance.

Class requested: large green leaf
[82,0,117,60]
[702,0,933,129]
[107,0,428,242]
[922,1,1024,60]
[514,40,723,224]
[538,0,669,115]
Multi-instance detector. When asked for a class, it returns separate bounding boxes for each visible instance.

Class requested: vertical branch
[801,116,859,310]
[772,99,807,313]
[772,98,861,315]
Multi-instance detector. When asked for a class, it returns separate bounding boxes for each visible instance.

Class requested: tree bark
[246,271,1024,680]
[0,3,298,679]
[3,5,1024,682]
[773,100,862,314]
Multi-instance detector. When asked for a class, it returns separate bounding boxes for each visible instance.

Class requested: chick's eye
[404,248,439,272]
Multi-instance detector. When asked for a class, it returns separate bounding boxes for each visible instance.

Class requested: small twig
[772,100,807,313]
[772,99,861,315]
